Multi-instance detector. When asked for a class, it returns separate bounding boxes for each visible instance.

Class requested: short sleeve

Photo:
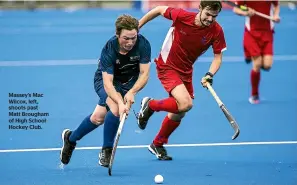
[163,7,182,22]
[99,44,115,74]
[212,27,227,54]
[140,38,151,64]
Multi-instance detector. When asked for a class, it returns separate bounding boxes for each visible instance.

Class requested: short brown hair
[200,0,222,12]
[115,14,139,36]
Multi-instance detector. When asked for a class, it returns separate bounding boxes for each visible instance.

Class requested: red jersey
[157,7,227,82]
[236,1,278,31]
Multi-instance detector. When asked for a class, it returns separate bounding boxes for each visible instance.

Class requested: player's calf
[60,129,76,165]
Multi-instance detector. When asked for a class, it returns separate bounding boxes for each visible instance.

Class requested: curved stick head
[232,129,240,140]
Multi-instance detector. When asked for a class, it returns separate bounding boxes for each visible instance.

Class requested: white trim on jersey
[221,47,227,52]
[161,27,174,63]
[245,16,251,31]
[245,4,274,31]
[270,7,274,30]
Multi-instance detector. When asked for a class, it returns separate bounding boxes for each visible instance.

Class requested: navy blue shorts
[94,82,129,107]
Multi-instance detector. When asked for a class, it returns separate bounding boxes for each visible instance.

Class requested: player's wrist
[205,72,214,78]
[203,72,214,86]
[128,89,137,96]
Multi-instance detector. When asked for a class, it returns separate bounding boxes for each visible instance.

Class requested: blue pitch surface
[0,7,297,185]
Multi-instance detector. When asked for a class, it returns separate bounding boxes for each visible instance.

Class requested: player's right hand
[273,14,281,23]
[124,91,135,108]
[119,101,129,119]
[201,72,213,88]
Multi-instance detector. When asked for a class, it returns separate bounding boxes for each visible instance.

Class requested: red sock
[153,116,180,146]
[251,69,260,96]
[149,97,179,114]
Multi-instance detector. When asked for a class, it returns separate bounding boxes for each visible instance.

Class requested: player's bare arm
[272,3,281,23]
[103,72,128,117]
[139,6,168,28]
[124,63,150,107]
[131,63,150,93]
[233,6,255,17]
[201,53,223,87]
[102,72,124,105]
[209,53,223,75]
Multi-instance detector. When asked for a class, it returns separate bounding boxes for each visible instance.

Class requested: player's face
[199,7,219,27]
[117,29,138,52]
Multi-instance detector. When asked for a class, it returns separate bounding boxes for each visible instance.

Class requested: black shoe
[148,143,172,160]
[60,129,76,165]
[98,147,112,168]
[137,97,154,130]
[245,57,252,64]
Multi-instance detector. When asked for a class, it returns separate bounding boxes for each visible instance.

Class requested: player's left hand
[201,72,213,88]
[124,91,136,110]
[273,15,281,23]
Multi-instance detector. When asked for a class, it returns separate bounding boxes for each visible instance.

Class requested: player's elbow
[154,6,168,15]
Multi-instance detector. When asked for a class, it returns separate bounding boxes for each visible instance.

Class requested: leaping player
[137,1,227,160]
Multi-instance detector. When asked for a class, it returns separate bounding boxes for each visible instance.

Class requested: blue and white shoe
[249,95,260,104]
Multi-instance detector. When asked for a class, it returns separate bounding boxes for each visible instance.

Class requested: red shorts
[155,59,194,99]
[244,29,274,58]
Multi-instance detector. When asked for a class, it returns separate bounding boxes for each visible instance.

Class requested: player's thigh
[262,38,273,70]
[244,31,262,67]
[106,92,123,117]
[252,56,263,72]
[157,68,193,112]
[262,55,273,70]
[90,105,107,125]
[171,84,193,112]
[167,82,192,120]
[92,84,109,125]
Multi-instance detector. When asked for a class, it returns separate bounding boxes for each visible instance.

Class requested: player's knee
[253,62,262,71]
[261,65,272,71]
[90,114,104,126]
[168,112,186,121]
[252,56,262,71]
[178,99,193,112]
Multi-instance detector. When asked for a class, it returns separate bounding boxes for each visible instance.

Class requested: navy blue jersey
[94,34,151,91]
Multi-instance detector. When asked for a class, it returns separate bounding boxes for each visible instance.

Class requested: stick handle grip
[206,83,223,107]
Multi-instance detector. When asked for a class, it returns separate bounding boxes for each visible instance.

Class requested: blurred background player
[136,1,226,160]
[60,14,151,167]
[233,1,280,104]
